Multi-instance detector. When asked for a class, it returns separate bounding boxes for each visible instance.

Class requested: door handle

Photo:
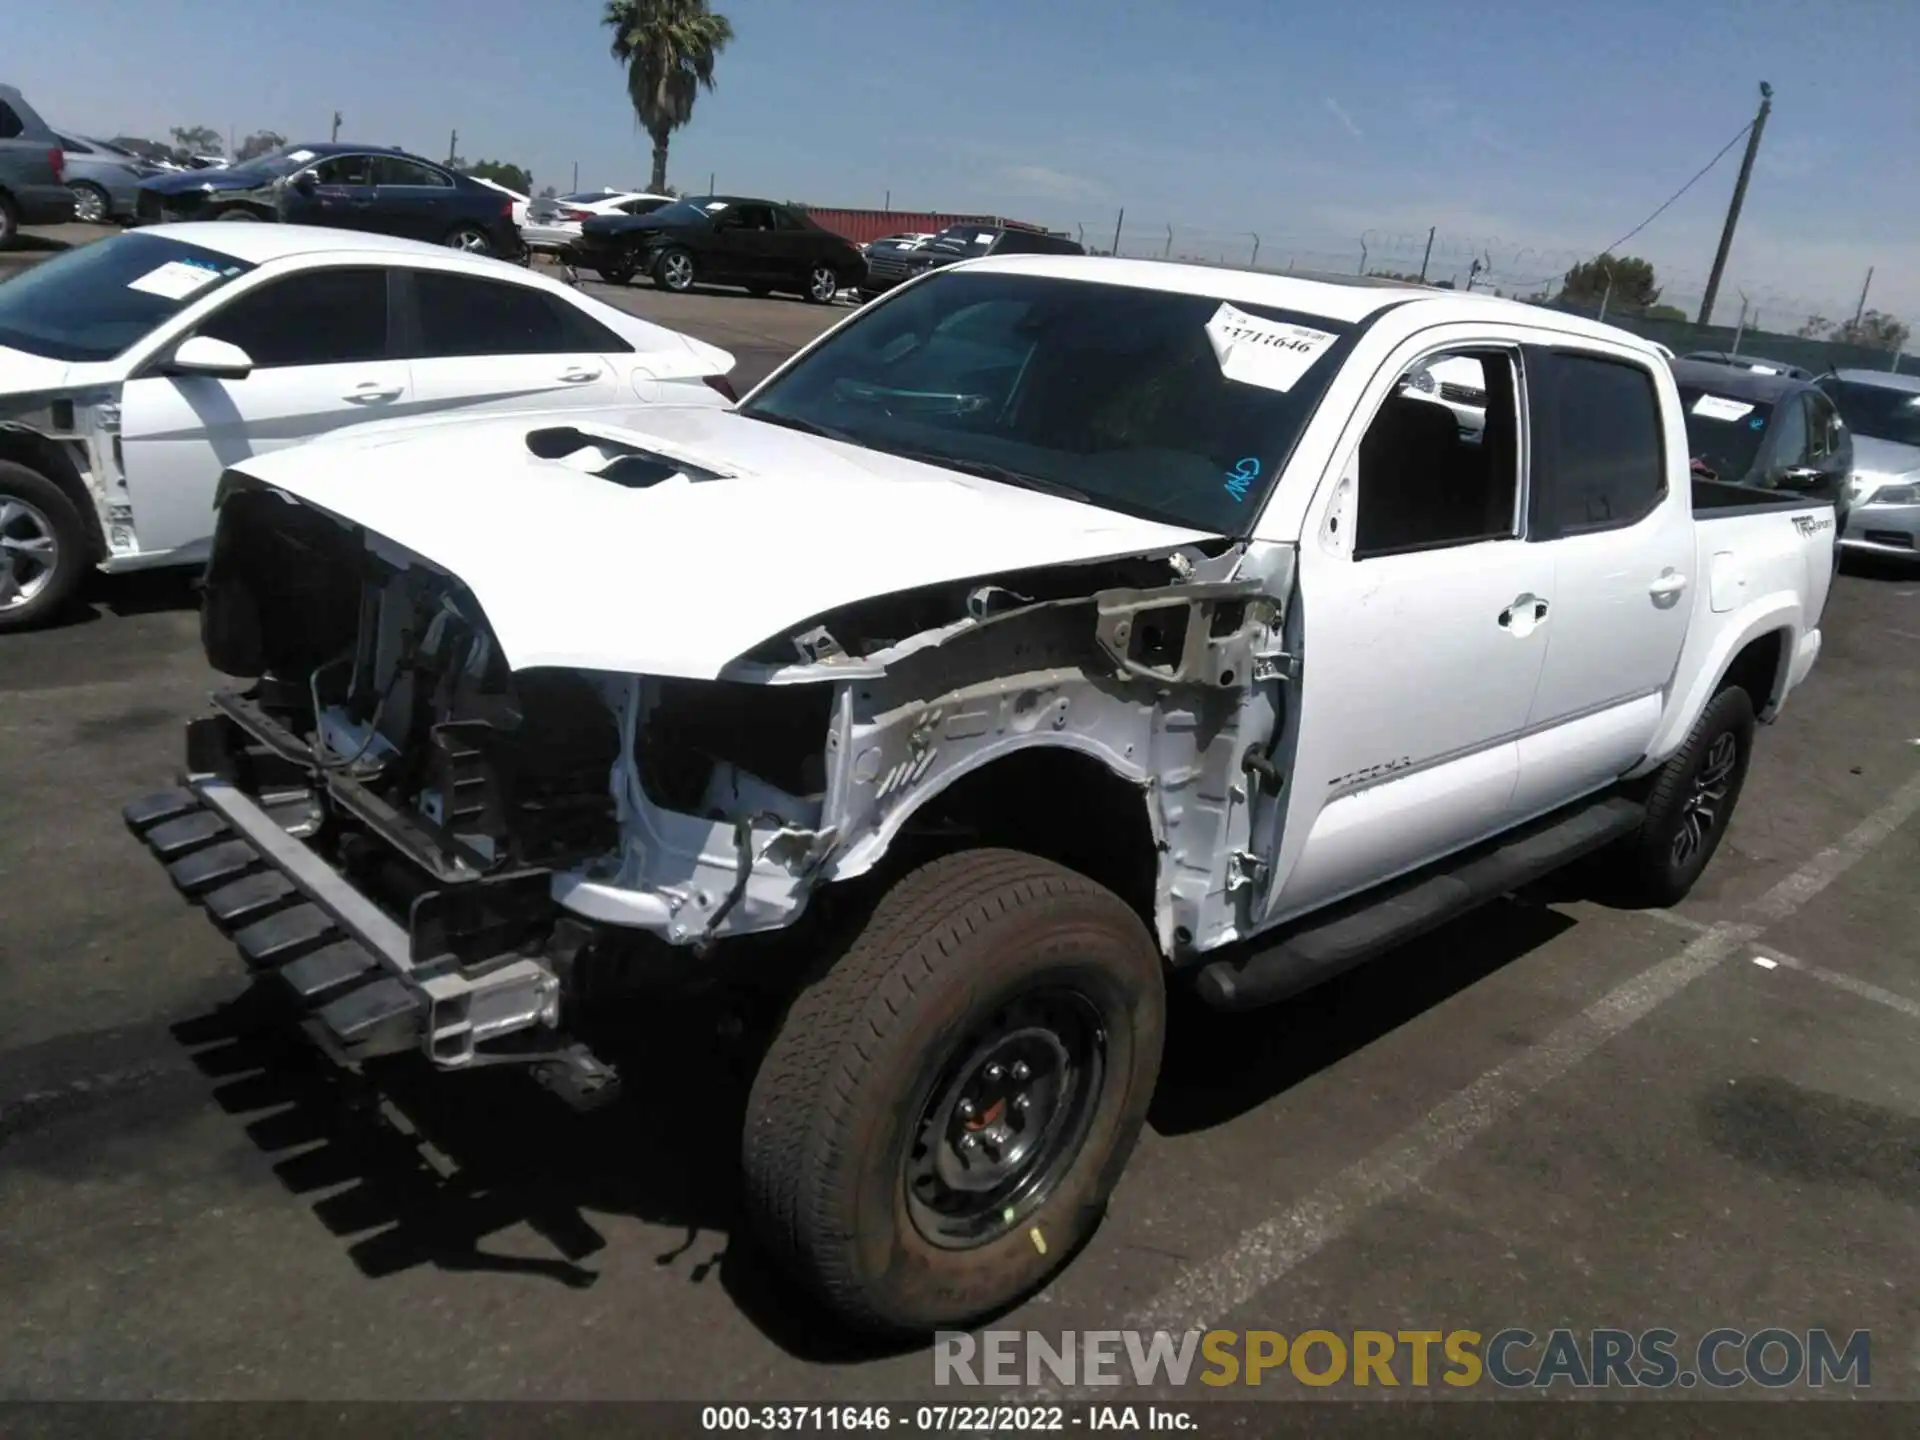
[344,384,402,404]
[1648,572,1689,598]
[558,367,601,383]
[1498,594,1549,628]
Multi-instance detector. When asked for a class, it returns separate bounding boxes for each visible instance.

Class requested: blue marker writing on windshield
[1225,456,1260,502]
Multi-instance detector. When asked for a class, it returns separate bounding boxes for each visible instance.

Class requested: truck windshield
[1675,385,1775,483]
[1819,378,1920,447]
[0,232,255,363]
[739,270,1356,533]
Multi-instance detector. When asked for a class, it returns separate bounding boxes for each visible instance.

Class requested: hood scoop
[525,425,734,490]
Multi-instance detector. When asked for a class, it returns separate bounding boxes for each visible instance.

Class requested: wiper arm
[887,448,1093,503]
[737,409,857,445]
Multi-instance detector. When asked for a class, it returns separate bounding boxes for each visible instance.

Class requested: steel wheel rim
[72,185,105,223]
[0,495,59,611]
[810,266,838,301]
[449,229,489,253]
[904,987,1107,1251]
[663,252,693,288]
[1672,731,1738,868]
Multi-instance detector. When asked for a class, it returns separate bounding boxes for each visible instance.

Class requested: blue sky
[18,0,1919,322]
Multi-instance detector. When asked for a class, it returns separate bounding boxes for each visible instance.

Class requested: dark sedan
[1672,358,1853,561]
[571,195,865,302]
[137,143,521,257]
[857,221,1084,301]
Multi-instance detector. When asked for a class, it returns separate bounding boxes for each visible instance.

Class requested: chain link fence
[1043,215,1913,377]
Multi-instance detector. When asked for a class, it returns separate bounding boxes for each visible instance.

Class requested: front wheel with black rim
[0,192,17,248]
[803,264,840,304]
[1603,686,1756,907]
[653,246,696,292]
[0,461,89,633]
[742,848,1165,1335]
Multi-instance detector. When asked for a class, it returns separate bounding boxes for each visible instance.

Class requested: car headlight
[1863,482,1920,506]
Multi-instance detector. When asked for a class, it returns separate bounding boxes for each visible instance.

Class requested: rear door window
[1535,352,1667,533]
[374,156,451,187]
[407,270,629,355]
[0,102,23,140]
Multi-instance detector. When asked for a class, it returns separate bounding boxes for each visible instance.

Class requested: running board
[1195,795,1646,1011]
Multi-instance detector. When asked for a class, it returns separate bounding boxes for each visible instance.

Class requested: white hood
[0,345,78,397]
[229,406,1216,678]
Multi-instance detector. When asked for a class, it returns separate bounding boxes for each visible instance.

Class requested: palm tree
[602,0,735,195]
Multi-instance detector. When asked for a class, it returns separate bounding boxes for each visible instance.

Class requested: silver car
[1821,368,1920,561]
[54,133,158,223]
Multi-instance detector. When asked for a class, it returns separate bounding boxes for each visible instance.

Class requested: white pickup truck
[124,257,1831,1336]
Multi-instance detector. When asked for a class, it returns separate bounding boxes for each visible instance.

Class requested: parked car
[1670,358,1852,566]
[572,194,866,301]
[1680,350,1814,382]
[138,143,522,257]
[522,189,671,257]
[121,258,1831,1336]
[1818,368,1920,560]
[857,220,1083,300]
[0,83,74,245]
[54,133,158,224]
[469,176,530,229]
[0,223,735,630]
[862,231,934,255]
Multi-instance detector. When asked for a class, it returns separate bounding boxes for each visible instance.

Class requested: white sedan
[521,190,674,255]
[0,222,735,631]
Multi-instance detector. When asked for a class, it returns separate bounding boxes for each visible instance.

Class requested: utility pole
[572,160,579,191]
[447,130,458,166]
[1418,225,1436,282]
[1697,81,1772,326]
[330,111,342,142]
[1851,266,1874,327]
[884,189,890,213]
[1110,207,1124,257]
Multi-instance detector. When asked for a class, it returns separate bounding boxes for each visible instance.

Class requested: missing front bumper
[123,711,615,1105]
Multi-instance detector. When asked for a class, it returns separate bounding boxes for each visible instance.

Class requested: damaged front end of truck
[124,448,1299,1107]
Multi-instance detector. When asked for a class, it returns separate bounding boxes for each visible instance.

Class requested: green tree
[464,159,534,194]
[1644,304,1687,322]
[1833,309,1911,353]
[235,130,287,162]
[601,0,735,194]
[1797,314,1831,339]
[1557,254,1660,312]
[169,125,222,159]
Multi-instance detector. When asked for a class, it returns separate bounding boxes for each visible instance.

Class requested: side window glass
[1542,354,1665,533]
[312,154,374,186]
[1768,395,1809,474]
[1354,348,1520,558]
[410,270,616,356]
[374,157,450,187]
[196,269,388,368]
[0,103,23,140]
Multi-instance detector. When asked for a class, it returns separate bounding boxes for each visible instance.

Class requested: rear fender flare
[1636,596,1800,773]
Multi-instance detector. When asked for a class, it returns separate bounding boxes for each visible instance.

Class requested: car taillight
[704,375,738,402]
[50,148,64,183]
[501,199,513,217]
[563,208,593,221]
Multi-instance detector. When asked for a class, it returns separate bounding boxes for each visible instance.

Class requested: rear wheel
[595,260,635,285]
[654,246,696,292]
[1603,686,1756,907]
[0,461,90,633]
[444,224,492,255]
[216,207,259,221]
[70,182,110,225]
[0,192,17,248]
[742,848,1165,1335]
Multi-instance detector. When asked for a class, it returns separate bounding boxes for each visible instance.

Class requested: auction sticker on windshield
[126,260,230,301]
[1206,303,1338,393]
[1692,394,1756,422]
[286,149,316,163]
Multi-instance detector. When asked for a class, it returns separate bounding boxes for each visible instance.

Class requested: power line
[1595,119,1754,257]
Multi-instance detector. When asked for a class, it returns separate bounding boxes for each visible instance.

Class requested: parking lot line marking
[1105,766,1920,1347]
[1645,908,1714,934]
[1758,947,1920,1022]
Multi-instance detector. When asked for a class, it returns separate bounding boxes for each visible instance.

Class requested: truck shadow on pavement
[164,897,1579,1363]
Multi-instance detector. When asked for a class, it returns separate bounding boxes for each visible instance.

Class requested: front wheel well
[1715,629,1787,717]
[0,432,106,561]
[889,748,1161,931]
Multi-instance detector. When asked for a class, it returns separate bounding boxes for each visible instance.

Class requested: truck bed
[1692,476,1829,518]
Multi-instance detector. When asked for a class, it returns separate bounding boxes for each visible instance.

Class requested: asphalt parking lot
[3,232,1919,1405]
